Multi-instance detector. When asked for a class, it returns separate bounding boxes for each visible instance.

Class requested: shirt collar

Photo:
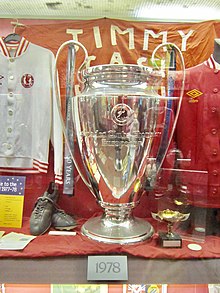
[0,36,29,58]
[204,54,220,70]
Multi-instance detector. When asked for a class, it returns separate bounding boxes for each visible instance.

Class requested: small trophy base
[158,231,182,248]
[81,215,154,244]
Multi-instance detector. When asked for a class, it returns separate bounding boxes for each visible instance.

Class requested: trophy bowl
[152,209,190,224]
[55,41,184,244]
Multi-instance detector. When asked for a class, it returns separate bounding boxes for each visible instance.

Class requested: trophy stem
[101,201,137,224]
[167,222,174,237]
[81,202,154,244]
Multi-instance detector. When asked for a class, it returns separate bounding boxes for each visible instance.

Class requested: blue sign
[0,176,26,195]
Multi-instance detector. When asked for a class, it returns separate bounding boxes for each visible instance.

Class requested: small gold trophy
[151,209,190,248]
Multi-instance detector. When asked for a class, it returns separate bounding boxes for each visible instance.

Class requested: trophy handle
[54,40,95,195]
[151,43,186,172]
[180,213,190,222]
[55,40,89,83]
[151,212,161,221]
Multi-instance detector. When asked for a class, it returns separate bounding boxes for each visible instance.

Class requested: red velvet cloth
[1,216,220,259]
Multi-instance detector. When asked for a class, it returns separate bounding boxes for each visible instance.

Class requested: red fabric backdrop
[14,18,220,218]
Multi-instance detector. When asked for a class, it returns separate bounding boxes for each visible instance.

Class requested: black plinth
[158,231,182,248]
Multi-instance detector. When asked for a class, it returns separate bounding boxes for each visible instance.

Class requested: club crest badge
[111,103,134,126]
[21,74,34,88]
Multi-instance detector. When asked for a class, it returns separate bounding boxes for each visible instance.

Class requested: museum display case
[0,15,220,287]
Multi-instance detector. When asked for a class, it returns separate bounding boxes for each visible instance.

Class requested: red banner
[17,18,220,88]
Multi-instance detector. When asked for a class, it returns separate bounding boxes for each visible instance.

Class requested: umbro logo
[186,89,203,103]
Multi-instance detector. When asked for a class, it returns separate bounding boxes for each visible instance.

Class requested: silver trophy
[55,41,185,244]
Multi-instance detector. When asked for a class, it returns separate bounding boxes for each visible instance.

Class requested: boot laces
[33,197,55,219]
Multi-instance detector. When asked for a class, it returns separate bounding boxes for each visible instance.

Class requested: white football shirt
[0,37,63,184]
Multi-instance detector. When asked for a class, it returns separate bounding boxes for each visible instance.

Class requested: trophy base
[81,215,154,244]
[158,231,182,248]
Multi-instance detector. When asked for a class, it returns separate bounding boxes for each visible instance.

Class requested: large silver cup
[55,41,185,244]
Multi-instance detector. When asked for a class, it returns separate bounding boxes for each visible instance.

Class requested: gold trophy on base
[152,209,190,248]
